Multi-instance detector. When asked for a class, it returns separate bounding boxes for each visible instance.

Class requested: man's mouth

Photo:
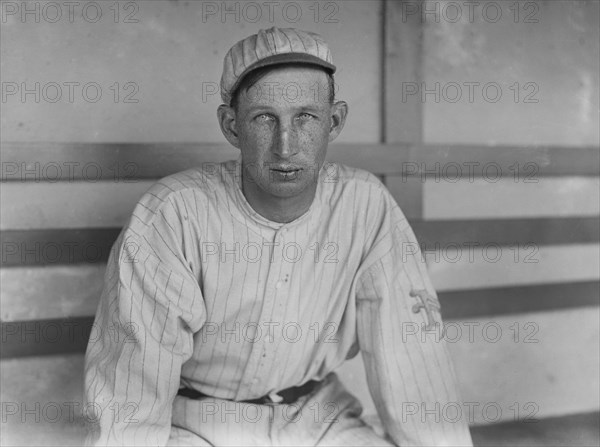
[269,166,303,180]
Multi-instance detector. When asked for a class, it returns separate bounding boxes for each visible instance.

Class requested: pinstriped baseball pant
[167,373,394,446]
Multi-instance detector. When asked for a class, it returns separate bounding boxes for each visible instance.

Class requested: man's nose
[272,123,298,158]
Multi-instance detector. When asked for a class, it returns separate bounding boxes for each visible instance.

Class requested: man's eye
[297,113,315,121]
[255,114,274,122]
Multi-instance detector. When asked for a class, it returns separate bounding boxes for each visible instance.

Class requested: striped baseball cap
[220,27,336,105]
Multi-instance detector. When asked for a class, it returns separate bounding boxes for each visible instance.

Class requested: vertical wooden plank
[383,0,424,217]
[384,0,423,144]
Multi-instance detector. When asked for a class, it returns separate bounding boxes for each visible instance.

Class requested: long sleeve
[356,201,473,446]
[83,192,207,446]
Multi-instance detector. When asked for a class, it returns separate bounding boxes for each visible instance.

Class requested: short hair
[230,63,336,111]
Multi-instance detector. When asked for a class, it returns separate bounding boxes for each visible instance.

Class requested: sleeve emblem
[410,289,442,331]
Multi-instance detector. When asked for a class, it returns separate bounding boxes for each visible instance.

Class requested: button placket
[237,229,285,398]
[255,228,291,388]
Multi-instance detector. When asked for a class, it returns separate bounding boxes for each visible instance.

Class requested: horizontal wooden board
[2,308,598,446]
[1,181,154,230]
[439,282,600,320]
[414,145,600,178]
[0,265,105,321]
[3,281,598,359]
[0,142,404,180]
[412,217,600,248]
[2,243,598,322]
[4,218,597,267]
[3,177,421,230]
[424,176,600,220]
[469,411,600,447]
[449,307,600,424]
[1,317,94,359]
[0,354,87,447]
[426,243,600,292]
[1,142,598,181]
[1,228,121,266]
[3,175,599,230]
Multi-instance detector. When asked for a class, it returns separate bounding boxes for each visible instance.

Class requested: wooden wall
[1,1,599,444]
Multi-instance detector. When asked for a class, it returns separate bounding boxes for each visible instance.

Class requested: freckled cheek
[242,128,275,159]
[297,133,313,149]
[298,126,329,150]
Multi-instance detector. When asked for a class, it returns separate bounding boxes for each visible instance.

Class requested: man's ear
[217,104,240,148]
[328,101,349,143]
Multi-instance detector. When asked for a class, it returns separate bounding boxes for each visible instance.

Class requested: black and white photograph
[1,1,599,446]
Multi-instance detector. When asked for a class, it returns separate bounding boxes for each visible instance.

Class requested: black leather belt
[177,380,321,405]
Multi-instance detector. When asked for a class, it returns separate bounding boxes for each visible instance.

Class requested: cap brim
[229,53,336,104]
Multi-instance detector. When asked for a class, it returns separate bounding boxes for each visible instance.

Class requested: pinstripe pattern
[84,158,473,446]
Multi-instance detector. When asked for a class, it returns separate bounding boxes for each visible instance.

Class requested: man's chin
[266,184,309,199]
[260,180,317,200]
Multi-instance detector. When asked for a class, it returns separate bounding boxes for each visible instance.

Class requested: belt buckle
[264,391,284,405]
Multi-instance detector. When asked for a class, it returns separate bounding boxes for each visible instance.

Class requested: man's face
[232,66,336,206]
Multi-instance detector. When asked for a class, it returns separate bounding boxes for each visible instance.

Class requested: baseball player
[84,27,473,446]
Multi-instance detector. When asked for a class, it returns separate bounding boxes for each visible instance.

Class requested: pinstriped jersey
[84,158,473,446]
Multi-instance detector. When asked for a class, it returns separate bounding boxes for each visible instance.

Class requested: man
[84,27,473,446]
